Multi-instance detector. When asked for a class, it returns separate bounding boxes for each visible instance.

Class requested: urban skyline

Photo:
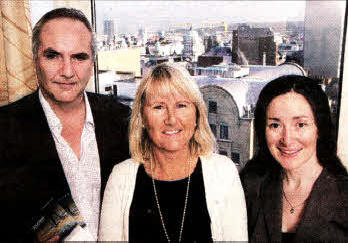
[96,1,306,34]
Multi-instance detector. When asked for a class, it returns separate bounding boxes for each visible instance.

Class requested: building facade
[303,1,345,79]
[232,24,283,66]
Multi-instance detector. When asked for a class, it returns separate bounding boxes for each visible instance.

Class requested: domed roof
[248,62,306,80]
[196,76,257,117]
[195,63,305,117]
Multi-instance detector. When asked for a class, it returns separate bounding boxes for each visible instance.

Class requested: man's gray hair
[32,8,96,62]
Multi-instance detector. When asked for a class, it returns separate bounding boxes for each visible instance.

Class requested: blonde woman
[99,63,248,242]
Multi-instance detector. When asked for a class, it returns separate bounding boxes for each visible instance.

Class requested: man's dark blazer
[241,163,348,242]
[0,90,130,241]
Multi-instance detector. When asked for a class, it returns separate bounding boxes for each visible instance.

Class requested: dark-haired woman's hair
[246,75,347,176]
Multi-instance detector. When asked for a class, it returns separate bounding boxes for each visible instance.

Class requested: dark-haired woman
[241,75,348,242]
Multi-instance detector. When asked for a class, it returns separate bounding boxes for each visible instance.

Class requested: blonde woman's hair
[129,63,216,162]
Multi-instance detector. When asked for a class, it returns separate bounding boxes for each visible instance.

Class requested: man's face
[36,18,93,105]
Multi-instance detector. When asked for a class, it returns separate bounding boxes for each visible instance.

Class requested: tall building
[183,28,205,62]
[104,19,117,44]
[303,1,345,79]
[232,24,282,66]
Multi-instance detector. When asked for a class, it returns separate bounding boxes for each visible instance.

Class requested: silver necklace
[282,190,306,214]
[150,159,191,243]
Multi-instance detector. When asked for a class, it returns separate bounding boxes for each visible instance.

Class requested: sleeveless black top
[129,159,213,243]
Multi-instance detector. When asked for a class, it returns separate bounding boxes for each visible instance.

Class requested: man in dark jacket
[0,8,130,242]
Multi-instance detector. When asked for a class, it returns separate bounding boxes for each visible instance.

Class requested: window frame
[90,0,348,168]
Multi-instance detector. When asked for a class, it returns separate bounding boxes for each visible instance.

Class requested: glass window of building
[209,124,217,137]
[208,101,217,114]
[220,124,229,140]
[231,152,240,164]
[219,150,228,156]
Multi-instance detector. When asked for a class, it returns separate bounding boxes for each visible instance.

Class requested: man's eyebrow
[43,47,60,56]
[71,52,90,59]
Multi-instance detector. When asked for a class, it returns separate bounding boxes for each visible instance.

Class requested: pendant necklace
[150,159,191,243]
[282,190,306,214]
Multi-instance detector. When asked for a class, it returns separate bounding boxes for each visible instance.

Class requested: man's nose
[61,58,74,79]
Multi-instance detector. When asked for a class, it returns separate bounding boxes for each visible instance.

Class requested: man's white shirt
[39,90,100,241]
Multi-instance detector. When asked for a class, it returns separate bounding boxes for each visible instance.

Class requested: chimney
[263,52,266,66]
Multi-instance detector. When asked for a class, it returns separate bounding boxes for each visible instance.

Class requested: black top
[129,159,213,243]
[282,232,295,243]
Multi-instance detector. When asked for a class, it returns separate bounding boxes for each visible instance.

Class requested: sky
[95,1,306,34]
[30,1,306,34]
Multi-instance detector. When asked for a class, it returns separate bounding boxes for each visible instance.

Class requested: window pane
[94,1,346,169]
[220,125,228,140]
[208,101,217,113]
[219,150,228,156]
[209,124,217,137]
[231,152,240,164]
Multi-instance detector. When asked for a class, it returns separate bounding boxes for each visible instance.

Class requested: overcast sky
[95,1,306,34]
[30,1,306,35]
